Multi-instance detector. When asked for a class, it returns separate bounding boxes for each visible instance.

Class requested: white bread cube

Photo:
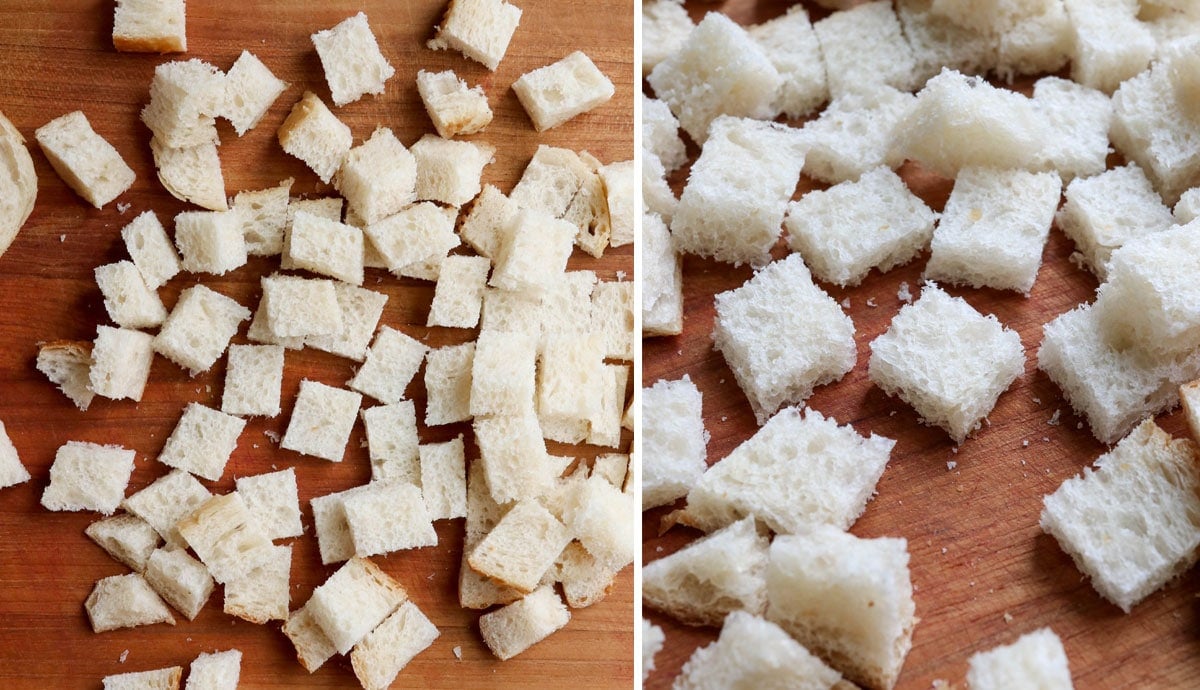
[427,0,522,71]
[996,1,1071,81]
[411,134,493,207]
[362,402,419,484]
[424,342,474,426]
[235,467,302,540]
[553,152,610,256]
[814,2,919,98]
[312,486,366,565]
[261,274,342,338]
[122,469,212,548]
[461,462,522,609]
[121,211,181,288]
[469,500,570,593]
[800,87,916,185]
[587,364,629,448]
[643,151,678,223]
[676,610,844,690]
[41,441,135,515]
[869,285,1024,443]
[344,481,438,557]
[897,0,995,86]
[222,50,287,136]
[1031,76,1113,182]
[277,92,352,184]
[1111,62,1200,203]
[104,667,182,690]
[174,210,247,275]
[590,280,633,360]
[642,212,682,337]
[150,137,227,211]
[247,294,306,350]
[1041,420,1200,612]
[459,184,516,258]
[420,437,467,520]
[85,514,160,572]
[364,202,459,274]
[157,403,245,481]
[222,344,284,417]
[471,329,536,417]
[642,96,685,174]
[600,159,634,248]
[312,12,394,107]
[966,627,1073,690]
[185,650,241,690]
[282,601,338,672]
[90,325,154,401]
[141,59,224,148]
[94,260,167,329]
[0,421,26,491]
[563,474,635,568]
[417,69,493,138]
[176,493,274,584]
[306,283,388,362]
[284,210,364,285]
[554,540,621,608]
[336,127,416,226]
[350,601,439,690]
[537,334,605,444]
[234,179,292,256]
[474,412,556,504]
[428,255,490,329]
[642,0,693,73]
[488,208,576,292]
[1177,187,1200,224]
[348,326,428,405]
[672,117,806,267]
[224,543,291,624]
[929,0,1052,32]
[1065,0,1155,94]
[153,285,250,375]
[308,556,407,655]
[749,6,828,119]
[924,167,1062,294]
[713,255,856,423]
[485,269,598,345]
[86,573,175,633]
[288,196,343,223]
[479,586,570,660]
[647,12,781,144]
[643,376,706,510]
[282,380,362,462]
[144,547,214,620]
[767,526,915,690]
[36,110,135,208]
[513,51,614,132]
[113,0,185,53]
[785,166,936,287]
[510,144,591,218]
[37,341,94,411]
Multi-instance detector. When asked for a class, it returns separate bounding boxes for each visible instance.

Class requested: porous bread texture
[896,0,995,86]
[1064,0,1155,94]
[174,210,246,275]
[642,213,682,337]
[427,0,522,71]
[94,260,167,330]
[90,326,154,401]
[675,611,844,690]
[348,326,427,405]
[480,269,598,345]
[0,111,35,259]
[671,116,806,267]
[510,144,591,217]
[222,50,287,136]
[235,179,292,256]
[411,133,494,207]
[141,59,225,149]
[1110,59,1200,204]
[223,543,291,624]
[86,573,176,633]
[488,208,576,293]
[799,86,916,185]
[1176,187,1200,224]
[307,556,407,655]
[995,0,1072,81]
[600,158,634,249]
[478,586,570,660]
[428,255,490,329]
[555,538,623,609]
[588,363,630,448]
[277,91,352,184]
[335,127,416,226]
[642,0,693,73]
[185,649,242,690]
[814,1,919,98]
[156,403,245,481]
[1041,420,1200,612]
[642,375,707,510]
[306,283,388,361]
[713,254,856,423]
[144,547,214,620]
[104,667,182,690]
[562,473,635,568]
[929,0,1052,33]
[642,96,686,174]
[646,12,782,144]
[474,412,557,504]
[236,467,303,540]
[288,196,343,223]
[153,285,250,375]
[470,329,536,417]
[360,402,419,485]
[924,167,1062,294]
[785,166,937,287]
[282,600,338,672]
[416,69,493,139]
[0,420,28,490]
[363,202,459,275]
[176,493,274,584]
[222,344,284,417]
[312,486,366,565]
[536,334,606,444]
[34,341,93,410]
[1170,37,1200,114]
[642,517,767,627]
[419,436,467,520]
[282,380,362,462]
[344,480,438,557]
[513,51,614,132]
[468,499,570,593]
[642,149,678,223]
[311,12,394,107]
[150,137,227,211]
[85,514,161,572]
[590,280,634,361]
[121,210,181,289]
[350,601,439,690]
[35,110,135,208]
[749,6,828,119]
[122,469,212,548]
[1031,76,1113,182]
[284,210,364,285]
[766,526,915,690]
[643,618,665,681]
[966,627,1073,690]
[424,342,475,426]
[261,274,342,339]
[112,0,186,53]
[41,441,135,515]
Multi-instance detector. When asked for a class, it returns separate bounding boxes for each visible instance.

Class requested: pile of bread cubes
[0,0,635,688]
[642,0,1200,688]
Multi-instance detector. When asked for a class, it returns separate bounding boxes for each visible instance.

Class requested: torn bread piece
[176,493,275,584]
[0,421,26,492]
[153,285,249,375]
[561,152,612,258]
[261,274,342,339]
[113,0,186,53]
[427,0,522,71]
[350,600,440,690]
[0,111,35,258]
[470,329,536,417]
[85,513,161,572]
[312,12,394,107]
[185,650,242,690]
[474,412,558,504]
[554,540,621,608]
[86,573,176,633]
[420,437,467,521]
[234,178,292,256]
[586,363,630,449]
[174,210,247,275]
[813,1,919,98]
[362,402,420,484]
[348,326,428,405]
[363,202,459,276]
[41,441,135,515]
[510,144,592,218]
[94,261,167,330]
[513,51,614,132]
[799,87,915,185]
[222,50,287,136]
[749,6,829,120]
[966,627,1073,690]
[156,403,245,482]
[563,474,635,569]
[411,134,494,207]
[222,344,284,418]
[307,556,407,655]
[144,547,214,620]
[312,485,369,565]
[336,127,416,226]
[428,255,490,329]
[282,380,362,462]
[121,210,181,289]
[224,543,291,624]
[284,210,364,285]
[479,586,570,660]
[90,326,154,401]
[343,480,438,556]
[104,666,182,690]
[236,467,302,540]
[36,110,135,208]
[469,500,569,593]
[150,137,227,211]
[459,184,516,259]
[36,340,95,411]
[278,91,352,184]
[306,282,388,361]
[424,342,475,426]
[283,600,339,673]
[488,208,576,293]
[416,68,493,138]
[141,59,225,148]
[122,469,212,548]
[642,212,682,337]
[642,375,707,510]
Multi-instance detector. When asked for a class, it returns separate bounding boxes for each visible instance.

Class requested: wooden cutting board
[643,2,1200,688]
[0,1,632,688]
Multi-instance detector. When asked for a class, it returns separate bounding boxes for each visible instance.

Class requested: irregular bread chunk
[234,179,292,256]
[144,547,215,620]
[361,402,419,484]
[312,12,394,107]
[307,556,408,655]
[94,261,167,329]
[0,111,35,258]
[799,87,915,185]
[468,500,570,593]
[282,600,339,673]
[122,469,212,548]
[966,627,1073,690]
[104,667,182,690]
[479,586,570,660]
[150,137,227,211]
[749,6,828,119]
[35,341,94,411]
[411,133,494,207]
[90,326,154,401]
[222,50,287,136]
[121,210,181,288]
[86,573,175,633]
[141,59,224,148]
[41,441,135,515]
[641,213,682,337]
[427,0,522,71]
[417,69,493,138]
[185,650,241,690]
[336,127,416,226]
[350,601,439,690]
[156,403,245,482]
[235,467,302,540]
[277,92,352,184]
[36,110,135,208]
[85,513,161,572]
[176,493,275,584]
[223,543,291,624]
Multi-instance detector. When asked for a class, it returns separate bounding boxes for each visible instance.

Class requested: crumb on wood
[841,298,851,309]
[1048,409,1061,426]
[947,461,957,471]
[1003,611,1014,623]
[119,649,128,663]
[453,646,463,660]
[897,281,912,303]
[866,297,878,307]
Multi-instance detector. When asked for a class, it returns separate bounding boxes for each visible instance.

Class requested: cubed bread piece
[284,210,364,285]
[513,51,614,132]
[1111,60,1200,203]
[785,167,936,287]
[306,282,388,361]
[157,403,245,481]
[424,342,474,426]
[363,202,459,275]
[474,412,557,504]
[185,650,241,690]
[643,376,706,510]
[479,586,570,660]
[966,627,1073,690]
[420,437,467,520]
[141,59,224,148]
[288,196,343,223]
[488,208,575,293]
[749,6,828,119]
[247,290,301,350]
[869,285,1024,443]
[335,127,416,226]
[713,255,856,423]
[223,543,291,624]
[234,178,292,256]
[417,69,493,138]
[113,0,186,53]
[361,402,419,483]
[348,326,427,405]
[1170,37,1200,113]
[144,547,214,620]
[485,269,598,345]
[643,619,665,681]
[235,467,302,540]
[221,50,286,136]
[37,341,94,411]
[469,500,570,593]
[174,210,246,275]
[800,87,916,185]
[86,573,176,633]
[459,184,516,258]
[996,0,1071,81]
[344,480,438,557]
[563,473,634,568]
[1042,419,1200,612]
[350,601,439,690]
[282,380,362,462]
[590,281,633,360]
[548,151,610,257]
[308,556,408,655]
[1065,0,1155,94]
[41,441,135,515]
[537,334,605,444]
[642,213,682,337]
[222,344,284,417]
[277,92,352,183]
[510,144,592,218]
[814,2,919,98]
[121,211,181,288]
[36,111,135,208]
[427,255,490,329]
[1031,76,1112,182]
[104,667,182,690]
[642,0,693,73]
[122,469,212,548]
[85,513,160,572]
[647,13,781,144]
[283,600,339,672]
[554,540,621,608]
[587,364,629,449]
[929,0,1051,32]
[153,285,250,375]
[600,159,634,249]
[767,526,915,690]
[90,325,154,401]
[897,0,995,86]
[150,137,227,211]
[176,493,274,584]
[427,0,522,71]
[261,274,342,339]
[411,134,493,207]
[642,96,686,174]
[470,329,536,417]
[95,260,167,329]
[312,486,369,565]
[460,461,522,609]
[312,12,394,107]
[1176,187,1200,224]
[924,167,1062,294]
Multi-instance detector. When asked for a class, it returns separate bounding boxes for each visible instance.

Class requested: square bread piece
[336,127,416,226]
[672,117,806,267]
[586,363,629,448]
[420,437,467,521]
[157,403,246,481]
[929,0,1051,33]
[896,0,994,86]
[312,12,394,107]
[235,179,292,256]
[261,274,342,339]
[474,412,557,504]
[153,285,250,375]
[713,254,857,424]
[479,586,570,660]
[0,421,27,491]
[924,167,1062,294]
[459,184,517,258]
[176,493,274,584]
[105,667,182,690]
[428,255,490,329]
[121,211,181,289]
[1065,0,1154,94]
[749,6,828,120]
[312,485,369,565]
[222,50,287,136]
[427,0,522,71]
[174,210,247,275]
[282,600,338,672]
[362,402,419,483]
[1031,76,1113,183]
[343,480,438,557]
[563,474,635,568]
[799,87,915,185]
[424,342,475,426]
[488,208,576,293]
[966,627,1073,690]
[1057,164,1174,280]
[642,96,686,174]
[282,380,362,462]
[94,260,167,329]
[417,69,493,138]
[277,91,352,184]
[141,59,224,148]
[646,12,781,144]
[590,281,633,360]
[767,526,915,690]
[411,134,494,207]
[814,1,919,98]
[224,543,291,624]
[642,0,693,73]
[122,469,212,548]
[284,210,364,286]
[41,442,135,515]
[113,0,186,53]
[1111,61,1200,204]
[186,649,242,690]
[85,514,161,572]
[364,202,459,275]
[350,601,439,690]
[642,212,682,337]
[642,375,706,510]
[144,547,214,620]
[35,110,135,208]
[784,166,936,287]
[537,334,605,443]
[236,467,302,540]
[686,407,894,535]
[510,144,591,218]
[150,136,227,211]
[470,329,537,417]
[37,340,95,411]
[222,344,285,417]
[86,573,176,633]
[468,500,570,593]
[870,285,1025,443]
[995,0,1071,80]
[308,556,408,655]
[513,51,614,132]
[306,282,388,361]
[348,326,428,405]
[1041,420,1200,612]
[90,325,154,401]
[600,159,634,248]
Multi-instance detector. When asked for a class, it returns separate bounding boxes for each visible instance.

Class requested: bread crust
[113,35,185,53]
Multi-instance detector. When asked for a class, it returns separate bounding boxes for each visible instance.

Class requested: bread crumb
[866,297,877,307]
[889,410,896,416]
[841,298,851,309]
[656,546,663,552]
[264,430,280,444]
[59,234,65,242]
[1003,611,1014,623]
[932,680,952,690]
[1042,436,1050,442]
[1048,409,1061,426]
[453,646,463,660]
[252,443,258,449]
[941,547,947,554]
[1032,396,1041,404]
[117,202,131,214]
[951,446,958,454]
[1077,421,1084,430]
[677,349,682,356]
[616,270,626,281]
[897,281,912,303]
[969,581,975,587]
[719,379,724,384]
[119,649,128,663]
[946,461,957,471]
[1022,440,1029,448]
[720,416,727,422]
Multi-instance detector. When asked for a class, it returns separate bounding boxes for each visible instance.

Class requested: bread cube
[800,87,915,185]
[459,184,516,258]
[1111,62,1200,203]
[312,12,394,107]
[590,280,633,361]
[234,179,291,256]
[36,341,94,411]
[308,556,407,655]
[995,0,1071,81]
[1031,76,1113,183]
[245,297,304,350]
[814,2,919,98]
[642,96,685,174]
[41,441,135,515]
[925,167,1062,294]
[350,601,439,690]
[224,543,291,624]
[157,403,245,481]
[714,255,856,423]
[306,282,388,361]
[1177,187,1200,224]
[427,0,521,70]
[468,500,569,593]
[186,650,241,690]
[641,213,682,337]
[767,526,915,690]
[36,110,135,208]
[869,285,1024,443]
[474,413,556,504]
[348,326,427,405]
[144,547,214,620]
[311,486,366,565]
[122,469,212,548]
[427,255,489,329]
[460,462,523,609]
[471,329,536,417]
[85,514,160,572]
[643,150,679,224]
[424,342,474,426]
[113,0,186,53]
[282,601,338,672]
[282,380,362,462]
[537,334,605,443]
[284,210,364,285]
[260,274,341,339]
[1065,0,1155,94]
[672,117,806,266]
[647,13,781,144]
[103,667,182,690]
[336,127,416,226]
[785,167,936,287]
[221,344,284,418]
[599,159,634,250]
[642,0,693,72]
[561,154,613,257]
[411,134,493,207]
[513,51,613,132]
[121,211,181,289]
[94,260,166,330]
[748,6,828,119]
[488,209,576,293]
[929,0,1051,33]
[642,376,706,510]
[177,493,274,584]
[86,573,175,633]
[562,474,634,569]
[175,210,247,275]
[222,50,287,136]
[416,438,466,522]
[417,69,492,138]
[278,92,352,183]
[586,364,629,449]
[150,136,228,211]
[90,325,154,401]
[236,467,302,540]
[553,540,621,608]
[510,144,592,218]
[153,285,250,375]
[479,586,570,660]
[344,480,438,557]
[141,59,224,148]
[363,202,458,274]
[897,0,995,85]
[967,628,1073,690]
[361,402,420,484]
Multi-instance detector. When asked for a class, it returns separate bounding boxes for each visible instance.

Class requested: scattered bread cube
[176,493,275,584]
[641,213,682,337]
[641,0,693,73]
[174,210,246,275]
[479,585,570,660]
[307,556,407,655]
[141,59,225,149]
[513,51,614,132]
[468,500,570,593]
[156,403,245,481]
[1031,76,1113,182]
[587,363,630,448]
[470,329,536,417]
[350,600,439,690]
[284,210,364,285]
[122,468,213,548]
[234,179,292,256]
[277,91,352,183]
[282,380,362,462]
[748,6,828,119]
[41,441,135,515]
[1065,0,1154,94]
[474,412,557,504]
[427,255,489,329]
[121,211,181,289]
[553,540,620,608]
[361,402,419,483]
[288,195,343,223]
[36,111,135,209]
[563,474,635,569]
[112,0,186,53]
[416,69,493,138]
[85,513,161,572]
[598,159,633,249]
[0,420,28,491]
[221,50,287,136]
[966,627,1073,690]
[460,461,522,609]
[336,127,416,226]
[36,340,94,411]
[996,1,1072,80]
[282,600,339,672]
[896,0,994,86]
[348,326,428,405]
[590,281,633,361]
[537,334,605,443]
[306,282,389,361]
[312,485,368,565]
[642,375,708,511]
[312,12,394,107]
[144,546,214,620]
[184,650,241,690]
[643,619,665,682]
[223,543,291,624]
[459,184,516,259]
[344,480,438,557]
[94,260,168,329]
[427,0,522,71]
[235,467,302,540]
[424,342,475,426]
[90,325,154,401]
[487,208,576,293]
[86,573,176,633]
[411,134,494,207]
[261,274,342,339]
[221,344,284,418]
[150,137,227,211]
[363,202,459,275]
[799,87,915,185]
[813,1,919,98]
[510,144,591,219]
[641,96,685,175]
[154,285,249,375]
[103,666,182,690]
[419,437,467,520]
[1110,59,1200,203]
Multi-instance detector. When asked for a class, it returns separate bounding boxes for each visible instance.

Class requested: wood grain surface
[643,2,1200,688]
[0,1,632,688]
